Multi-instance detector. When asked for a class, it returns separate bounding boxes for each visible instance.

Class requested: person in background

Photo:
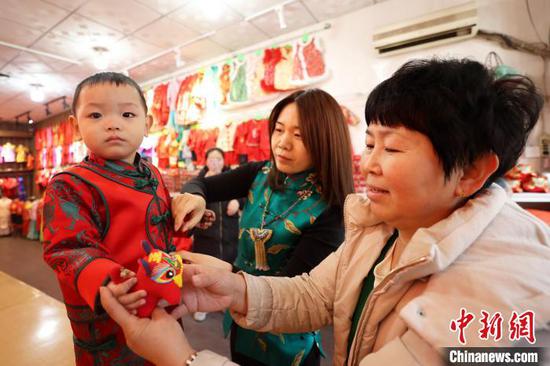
[172,88,354,366]
[41,72,191,366]
[191,147,241,322]
[101,58,550,366]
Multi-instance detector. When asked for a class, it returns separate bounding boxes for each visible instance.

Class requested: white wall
[184,0,550,169]
[315,0,549,168]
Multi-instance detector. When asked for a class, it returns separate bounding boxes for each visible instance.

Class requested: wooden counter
[0,271,75,365]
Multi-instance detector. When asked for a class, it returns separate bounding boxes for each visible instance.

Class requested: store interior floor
[0,236,334,365]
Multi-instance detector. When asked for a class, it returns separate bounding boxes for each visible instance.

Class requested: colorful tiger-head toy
[110,241,183,317]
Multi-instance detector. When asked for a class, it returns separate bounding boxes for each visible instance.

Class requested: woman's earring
[456,188,466,198]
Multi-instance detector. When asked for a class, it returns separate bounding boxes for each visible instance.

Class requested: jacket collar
[344,184,508,279]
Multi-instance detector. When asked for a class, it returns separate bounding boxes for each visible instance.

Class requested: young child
[42,72,190,366]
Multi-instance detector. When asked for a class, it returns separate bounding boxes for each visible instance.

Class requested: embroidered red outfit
[42,153,189,366]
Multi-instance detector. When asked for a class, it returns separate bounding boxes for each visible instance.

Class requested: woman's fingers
[99,287,135,328]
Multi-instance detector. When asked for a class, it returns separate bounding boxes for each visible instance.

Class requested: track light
[62,96,69,110]
[27,112,33,124]
[276,5,287,29]
[174,49,185,68]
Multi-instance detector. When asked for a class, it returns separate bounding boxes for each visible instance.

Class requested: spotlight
[27,112,33,124]
[276,5,287,29]
[62,96,70,110]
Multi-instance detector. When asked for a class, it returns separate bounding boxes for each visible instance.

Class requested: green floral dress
[224,162,328,366]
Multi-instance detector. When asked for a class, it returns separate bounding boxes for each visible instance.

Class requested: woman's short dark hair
[72,72,147,114]
[365,58,543,186]
[267,89,354,206]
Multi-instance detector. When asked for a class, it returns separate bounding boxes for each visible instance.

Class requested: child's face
[71,83,148,164]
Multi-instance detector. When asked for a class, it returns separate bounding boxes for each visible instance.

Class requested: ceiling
[0,0,380,123]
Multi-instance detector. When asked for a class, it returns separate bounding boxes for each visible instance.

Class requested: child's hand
[106,276,147,315]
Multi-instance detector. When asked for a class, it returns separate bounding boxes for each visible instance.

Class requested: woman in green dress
[173,88,354,366]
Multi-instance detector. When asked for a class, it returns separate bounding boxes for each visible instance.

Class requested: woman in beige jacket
[100,58,550,366]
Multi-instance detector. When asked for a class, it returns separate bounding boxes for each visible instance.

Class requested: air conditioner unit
[372,1,478,56]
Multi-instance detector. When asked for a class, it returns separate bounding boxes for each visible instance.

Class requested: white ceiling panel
[301,0,375,21]
[9,54,55,74]
[170,0,243,34]
[42,0,90,11]
[49,14,125,53]
[224,0,287,17]
[178,38,229,63]
[251,1,316,37]
[109,36,165,69]
[135,0,190,14]
[0,94,39,121]
[0,0,70,33]
[134,17,199,49]
[0,47,21,65]
[32,32,90,61]
[2,0,381,122]
[78,0,162,35]
[0,19,43,47]
[211,21,268,51]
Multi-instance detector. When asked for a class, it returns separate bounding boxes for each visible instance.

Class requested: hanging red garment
[233,121,249,156]
[151,83,169,127]
[260,48,283,93]
[155,132,170,169]
[246,119,270,162]
[303,37,325,78]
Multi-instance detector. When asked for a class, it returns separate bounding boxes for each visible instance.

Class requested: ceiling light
[276,5,287,29]
[199,0,224,21]
[92,46,110,70]
[30,84,45,102]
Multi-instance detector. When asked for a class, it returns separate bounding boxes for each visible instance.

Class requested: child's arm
[42,174,123,312]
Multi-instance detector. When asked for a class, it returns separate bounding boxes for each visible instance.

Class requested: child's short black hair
[365,58,543,186]
[72,72,147,114]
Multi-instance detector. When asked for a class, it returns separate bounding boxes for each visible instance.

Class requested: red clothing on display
[42,153,189,366]
[303,37,325,78]
[151,83,169,127]
[260,48,283,93]
[233,121,249,156]
[246,119,270,161]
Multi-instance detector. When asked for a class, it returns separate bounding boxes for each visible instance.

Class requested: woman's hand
[172,193,207,232]
[226,199,240,216]
[176,250,232,271]
[100,286,195,366]
[170,264,247,319]
[106,271,146,315]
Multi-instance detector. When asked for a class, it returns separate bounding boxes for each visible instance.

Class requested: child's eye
[88,112,102,119]
[365,144,374,151]
[122,112,136,118]
[274,128,283,133]
[385,147,401,153]
[294,133,302,139]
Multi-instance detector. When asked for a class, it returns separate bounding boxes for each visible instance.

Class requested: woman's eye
[88,112,102,119]
[385,147,400,153]
[274,128,283,133]
[122,112,136,118]
[294,133,301,139]
[365,144,374,151]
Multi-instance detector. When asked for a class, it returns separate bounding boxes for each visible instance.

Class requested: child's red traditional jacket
[42,153,189,366]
